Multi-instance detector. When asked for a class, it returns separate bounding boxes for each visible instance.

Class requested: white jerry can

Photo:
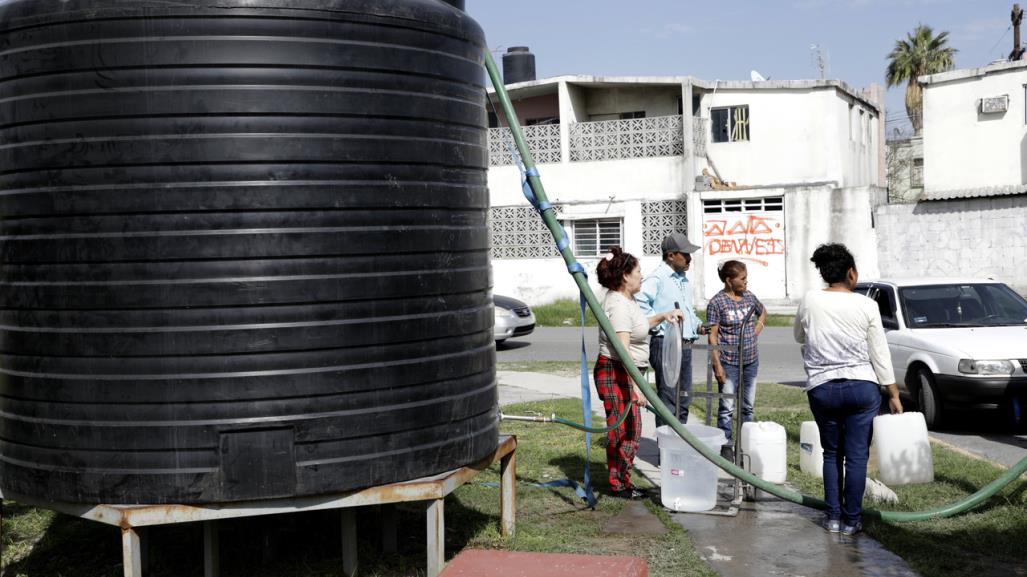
[740,421,787,484]
[872,412,934,485]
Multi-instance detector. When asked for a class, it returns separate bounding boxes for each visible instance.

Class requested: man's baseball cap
[661,232,701,254]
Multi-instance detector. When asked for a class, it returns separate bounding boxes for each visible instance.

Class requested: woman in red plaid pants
[595,247,683,499]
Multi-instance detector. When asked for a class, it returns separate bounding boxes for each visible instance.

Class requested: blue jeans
[807,379,881,526]
[717,360,759,441]
[650,337,693,427]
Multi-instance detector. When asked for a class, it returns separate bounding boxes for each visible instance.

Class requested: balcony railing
[487,124,561,166]
[569,115,683,162]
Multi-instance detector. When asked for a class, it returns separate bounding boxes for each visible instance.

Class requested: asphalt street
[497,326,808,386]
[497,326,1027,469]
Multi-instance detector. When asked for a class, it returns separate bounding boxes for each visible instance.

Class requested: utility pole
[1012,3,1025,61]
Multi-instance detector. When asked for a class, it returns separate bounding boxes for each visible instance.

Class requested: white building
[921,59,1027,197]
[875,60,1027,293]
[487,74,886,307]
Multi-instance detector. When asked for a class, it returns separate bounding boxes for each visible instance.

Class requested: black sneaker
[611,487,648,500]
[720,445,735,462]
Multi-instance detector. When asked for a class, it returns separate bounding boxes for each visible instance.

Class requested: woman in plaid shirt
[707,261,767,447]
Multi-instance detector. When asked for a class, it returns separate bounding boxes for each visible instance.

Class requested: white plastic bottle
[799,421,824,478]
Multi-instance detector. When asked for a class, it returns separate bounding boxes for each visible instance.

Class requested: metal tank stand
[0,435,517,577]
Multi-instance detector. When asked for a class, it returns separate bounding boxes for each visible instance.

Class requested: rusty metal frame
[1,434,516,577]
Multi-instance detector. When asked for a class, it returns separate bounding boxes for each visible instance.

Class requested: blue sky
[470,0,1019,137]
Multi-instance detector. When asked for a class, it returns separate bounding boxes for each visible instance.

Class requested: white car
[494,294,535,344]
[856,278,1027,430]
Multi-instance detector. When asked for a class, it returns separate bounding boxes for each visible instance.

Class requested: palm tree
[886,24,957,134]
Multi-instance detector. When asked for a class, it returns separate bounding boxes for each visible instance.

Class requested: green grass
[745,384,1027,577]
[532,299,600,327]
[0,399,715,577]
[4,388,1023,577]
[448,399,716,577]
[532,298,794,328]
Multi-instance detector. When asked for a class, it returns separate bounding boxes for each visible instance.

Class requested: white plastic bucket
[799,421,823,478]
[740,422,787,484]
[656,424,727,512]
[872,412,934,485]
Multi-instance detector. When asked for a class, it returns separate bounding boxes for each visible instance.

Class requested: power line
[988,24,1013,58]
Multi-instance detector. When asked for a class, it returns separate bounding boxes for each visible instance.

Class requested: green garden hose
[483,49,1027,522]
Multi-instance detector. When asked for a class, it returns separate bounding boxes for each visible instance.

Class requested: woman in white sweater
[794,243,903,536]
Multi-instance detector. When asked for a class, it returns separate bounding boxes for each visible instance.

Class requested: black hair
[717,260,746,283]
[810,243,856,284]
[596,246,639,290]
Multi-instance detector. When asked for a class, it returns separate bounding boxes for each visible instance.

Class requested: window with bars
[711,105,749,143]
[572,219,622,257]
[703,197,783,213]
[910,158,923,188]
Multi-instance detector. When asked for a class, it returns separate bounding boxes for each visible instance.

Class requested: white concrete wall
[839,97,878,187]
[565,82,588,123]
[875,196,1027,295]
[493,254,667,307]
[697,88,877,189]
[491,199,658,306]
[491,183,883,307]
[783,185,881,300]
[489,156,687,305]
[922,67,1027,193]
[488,156,685,207]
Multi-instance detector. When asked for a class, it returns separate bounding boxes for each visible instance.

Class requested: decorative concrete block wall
[875,195,1027,295]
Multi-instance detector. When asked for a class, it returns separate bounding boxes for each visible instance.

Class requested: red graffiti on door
[703,214,784,267]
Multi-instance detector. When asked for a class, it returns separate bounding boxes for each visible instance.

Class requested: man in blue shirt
[637,232,705,427]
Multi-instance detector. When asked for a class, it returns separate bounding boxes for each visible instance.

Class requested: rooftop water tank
[502,46,536,84]
[0,0,497,504]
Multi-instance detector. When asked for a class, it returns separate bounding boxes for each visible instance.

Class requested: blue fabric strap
[577,293,598,508]
[476,295,596,508]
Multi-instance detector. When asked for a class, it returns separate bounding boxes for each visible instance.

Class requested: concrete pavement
[497,369,920,577]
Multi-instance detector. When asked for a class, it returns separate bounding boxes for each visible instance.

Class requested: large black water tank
[0,0,497,504]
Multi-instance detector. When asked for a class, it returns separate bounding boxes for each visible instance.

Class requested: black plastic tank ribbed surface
[502,46,536,84]
[0,0,497,504]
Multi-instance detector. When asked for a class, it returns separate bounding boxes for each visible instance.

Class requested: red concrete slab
[440,549,648,577]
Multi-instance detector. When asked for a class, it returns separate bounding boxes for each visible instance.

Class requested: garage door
[701,197,786,300]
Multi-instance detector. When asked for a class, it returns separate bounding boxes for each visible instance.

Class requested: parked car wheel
[915,367,943,429]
